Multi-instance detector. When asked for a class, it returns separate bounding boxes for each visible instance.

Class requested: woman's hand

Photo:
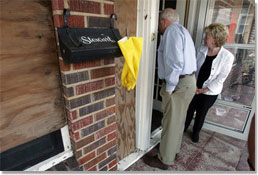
[196,88,209,94]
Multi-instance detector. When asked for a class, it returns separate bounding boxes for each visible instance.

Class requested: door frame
[135,0,160,151]
[135,0,192,151]
[136,0,255,149]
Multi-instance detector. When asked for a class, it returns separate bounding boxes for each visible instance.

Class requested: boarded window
[0,0,66,152]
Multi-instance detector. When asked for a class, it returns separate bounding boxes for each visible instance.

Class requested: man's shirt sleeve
[163,29,184,92]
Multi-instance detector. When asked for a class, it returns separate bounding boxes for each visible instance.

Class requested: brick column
[51,0,118,171]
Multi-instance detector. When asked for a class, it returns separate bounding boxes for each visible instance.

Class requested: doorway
[152,0,255,140]
[119,0,255,170]
[152,0,189,132]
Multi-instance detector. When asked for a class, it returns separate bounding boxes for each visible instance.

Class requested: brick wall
[51,0,118,171]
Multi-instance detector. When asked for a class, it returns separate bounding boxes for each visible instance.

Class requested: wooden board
[0,0,65,152]
[114,0,137,161]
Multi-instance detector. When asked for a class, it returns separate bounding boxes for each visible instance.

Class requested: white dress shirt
[158,22,197,92]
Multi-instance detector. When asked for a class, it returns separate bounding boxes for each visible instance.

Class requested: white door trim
[135,0,159,151]
[176,0,186,26]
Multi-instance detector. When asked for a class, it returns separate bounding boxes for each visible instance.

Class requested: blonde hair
[204,23,229,47]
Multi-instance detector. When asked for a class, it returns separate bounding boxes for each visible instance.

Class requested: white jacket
[196,46,234,95]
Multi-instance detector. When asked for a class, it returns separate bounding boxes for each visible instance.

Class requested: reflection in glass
[207,0,255,44]
[205,104,249,131]
[205,0,255,107]
[220,48,255,106]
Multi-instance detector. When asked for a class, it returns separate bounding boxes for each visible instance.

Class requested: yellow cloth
[118,37,143,91]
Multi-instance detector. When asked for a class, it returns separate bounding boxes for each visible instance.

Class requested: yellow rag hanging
[118,36,143,91]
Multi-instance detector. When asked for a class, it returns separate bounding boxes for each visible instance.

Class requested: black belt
[179,72,195,79]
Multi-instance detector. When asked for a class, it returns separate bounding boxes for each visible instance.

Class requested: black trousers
[184,93,218,134]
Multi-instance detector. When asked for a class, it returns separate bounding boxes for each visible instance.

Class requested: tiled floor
[126,128,252,172]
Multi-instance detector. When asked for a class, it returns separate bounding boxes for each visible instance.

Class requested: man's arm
[163,28,184,93]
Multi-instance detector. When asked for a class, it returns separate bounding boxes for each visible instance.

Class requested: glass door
[196,0,255,140]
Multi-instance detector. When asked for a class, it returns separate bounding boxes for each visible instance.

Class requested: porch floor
[126,127,252,172]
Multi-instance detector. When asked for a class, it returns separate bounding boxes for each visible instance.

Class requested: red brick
[53,15,63,27]
[63,86,74,97]
[95,106,116,121]
[109,165,117,171]
[88,166,97,171]
[70,116,93,132]
[107,115,116,125]
[95,123,116,140]
[73,134,94,150]
[105,77,115,87]
[93,88,115,101]
[104,58,115,65]
[73,59,102,70]
[107,131,117,141]
[70,131,80,141]
[81,120,105,138]
[59,59,71,72]
[51,0,64,10]
[106,97,115,107]
[97,139,116,156]
[75,150,82,159]
[76,80,104,95]
[79,151,96,165]
[53,15,84,28]
[104,4,114,15]
[84,152,107,170]
[108,159,117,169]
[66,110,77,120]
[91,67,115,79]
[68,15,85,28]
[79,101,104,117]
[69,0,101,14]
[83,137,106,155]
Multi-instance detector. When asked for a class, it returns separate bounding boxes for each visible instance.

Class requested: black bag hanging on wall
[57,9,122,63]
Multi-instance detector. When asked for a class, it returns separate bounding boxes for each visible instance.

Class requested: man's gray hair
[160,8,179,22]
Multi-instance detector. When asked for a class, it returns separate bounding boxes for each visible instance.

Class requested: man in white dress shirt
[143,8,197,170]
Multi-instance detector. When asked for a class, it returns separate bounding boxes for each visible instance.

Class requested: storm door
[195,0,255,140]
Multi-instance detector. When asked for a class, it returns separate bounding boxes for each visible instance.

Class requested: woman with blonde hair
[184,23,234,142]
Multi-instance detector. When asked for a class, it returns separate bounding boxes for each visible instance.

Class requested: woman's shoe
[192,132,199,143]
[247,158,255,171]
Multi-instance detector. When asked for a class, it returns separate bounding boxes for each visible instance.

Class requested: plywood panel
[0,0,65,152]
[114,0,137,160]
